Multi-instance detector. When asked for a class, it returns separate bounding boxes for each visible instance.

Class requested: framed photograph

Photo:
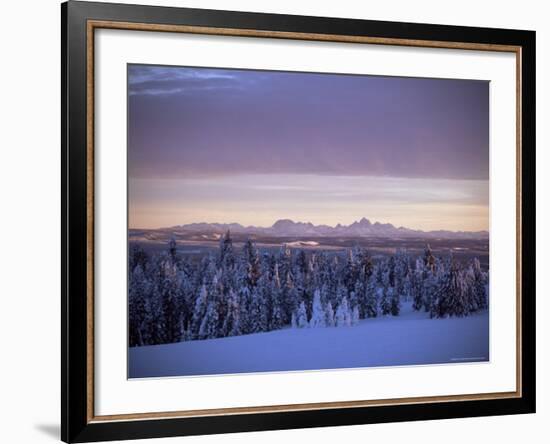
[61,1,536,442]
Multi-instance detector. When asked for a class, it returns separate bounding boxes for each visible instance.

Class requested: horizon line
[128,217,489,234]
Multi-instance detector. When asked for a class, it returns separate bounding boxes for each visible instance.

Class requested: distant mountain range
[170,218,488,239]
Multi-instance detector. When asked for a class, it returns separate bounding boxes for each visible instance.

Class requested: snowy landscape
[128,229,489,378]
[127,64,490,378]
[129,299,489,378]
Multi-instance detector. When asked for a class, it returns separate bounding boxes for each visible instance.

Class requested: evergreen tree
[309,289,326,328]
[283,274,299,324]
[237,286,253,335]
[296,301,308,328]
[411,259,425,311]
[336,283,348,306]
[394,250,409,297]
[335,296,351,327]
[430,261,469,318]
[191,285,208,338]
[199,301,219,339]
[351,305,360,326]
[295,250,308,277]
[269,273,285,330]
[354,279,366,319]
[249,286,269,333]
[242,239,261,287]
[222,289,240,337]
[129,244,149,273]
[168,236,178,263]
[219,230,235,270]
[471,258,488,310]
[278,244,292,283]
[348,289,358,312]
[402,273,412,301]
[129,265,149,346]
[364,276,379,318]
[380,284,392,316]
[343,249,358,292]
[390,289,401,316]
[424,244,436,273]
[422,265,439,313]
[325,301,335,327]
[158,260,184,343]
[387,256,396,287]
[356,248,374,280]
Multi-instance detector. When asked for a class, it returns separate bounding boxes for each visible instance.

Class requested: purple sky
[128,64,489,231]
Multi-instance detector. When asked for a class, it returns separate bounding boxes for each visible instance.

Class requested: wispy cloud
[128,65,253,96]
[129,174,489,231]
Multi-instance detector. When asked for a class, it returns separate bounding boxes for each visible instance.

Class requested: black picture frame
[61,1,536,442]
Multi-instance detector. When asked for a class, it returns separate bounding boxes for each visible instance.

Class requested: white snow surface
[129,302,489,378]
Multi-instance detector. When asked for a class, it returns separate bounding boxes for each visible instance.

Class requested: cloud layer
[127,64,489,230]
[128,65,489,181]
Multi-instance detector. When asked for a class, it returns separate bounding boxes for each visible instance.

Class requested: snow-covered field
[128,302,489,378]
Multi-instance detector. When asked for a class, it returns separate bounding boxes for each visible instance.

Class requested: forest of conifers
[129,232,488,347]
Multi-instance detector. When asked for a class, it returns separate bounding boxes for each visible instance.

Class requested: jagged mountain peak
[173,218,488,239]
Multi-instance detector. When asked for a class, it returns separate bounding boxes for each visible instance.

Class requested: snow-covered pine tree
[201,254,219,289]
[191,285,208,339]
[343,249,358,292]
[348,289,358,313]
[168,236,178,263]
[129,265,150,346]
[198,301,219,339]
[394,250,409,297]
[380,283,392,316]
[357,248,374,280]
[237,285,253,335]
[422,264,439,313]
[351,305,360,325]
[411,258,425,311]
[387,255,396,288]
[336,283,348,306]
[430,260,469,318]
[159,259,184,343]
[374,261,385,288]
[269,274,285,331]
[129,244,149,273]
[471,258,488,310]
[309,289,326,328]
[283,274,299,324]
[354,279,366,319]
[219,230,235,270]
[364,275,379,318]
[390,288,401,316]
[402,273,412,301]
[295,250,308,278]
[424,244,436,273]
[222,288,240,337]
[291,312,298,329]
[278,244,292,283]
[325,301,335,327]
[296,301,308,328]
[249,285,269,333]
[335,296,352,327]
[273,262,281,290]
[463,266,478,312]
[242,238,261,287]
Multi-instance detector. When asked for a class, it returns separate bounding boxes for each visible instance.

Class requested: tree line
[129,231,488,347]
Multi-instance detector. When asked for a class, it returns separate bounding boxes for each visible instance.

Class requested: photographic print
[127,64,490,379]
